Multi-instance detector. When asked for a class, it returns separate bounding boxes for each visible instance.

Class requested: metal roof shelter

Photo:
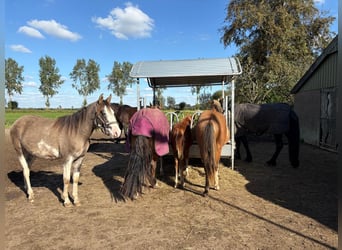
[129,57,242,169]
[130,57,242,88]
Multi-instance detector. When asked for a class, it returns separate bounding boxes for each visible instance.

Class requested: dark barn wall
[293,90,320,146]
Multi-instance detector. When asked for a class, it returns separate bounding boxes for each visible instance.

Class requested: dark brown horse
[110,103,137,131]
[120,107,170,200]
[195,108,230,196]
[235,103,300,167]
[10,95,121,207]
[170,115,193,188]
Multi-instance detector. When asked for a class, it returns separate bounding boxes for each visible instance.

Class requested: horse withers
[10,94,121,207]
[235,103,300,168]
[120,107,170,200]
[170,115,193,189]
[195,108,230,196]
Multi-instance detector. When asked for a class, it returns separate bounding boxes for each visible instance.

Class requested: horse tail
[288,110,300,168]
[121,135,153,199]
[176,131,184,160]
[202,121,216,184]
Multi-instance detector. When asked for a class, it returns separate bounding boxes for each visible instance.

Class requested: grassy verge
[5,109,75,128]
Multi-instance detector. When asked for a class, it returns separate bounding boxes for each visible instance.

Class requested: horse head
[210,99,224,113]
[94,94,121,138]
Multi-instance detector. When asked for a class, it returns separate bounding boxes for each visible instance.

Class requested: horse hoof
[74,201,81,207]
[214,186,220,191]
[64,202,73,208]
[28,198,34,203]
[203,191,209,197]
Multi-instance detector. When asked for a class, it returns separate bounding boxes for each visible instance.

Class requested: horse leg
[214,149,221,191]
[150,155,158,188]
[203,171,210,197]
[180,157,189,188]
[174,158,179,188]
[18,151,35,202]
[71,156,84,206]
[235,136,241,160]
[241,135,252,162]
[267,134,283,166]
[62,157,73,207]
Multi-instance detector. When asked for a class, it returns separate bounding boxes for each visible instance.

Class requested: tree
[39,56,65,108]
[70,59,100,106]
[179,102,186,110]
[220,0,335,104]
[107,61,134,104]
[191,86,208,109]
[5,58,24,105]
[167,96,176,109]
[199,93,212,109]
[154,88,165,108]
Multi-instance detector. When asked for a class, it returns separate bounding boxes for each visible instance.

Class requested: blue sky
[5,0,338,108]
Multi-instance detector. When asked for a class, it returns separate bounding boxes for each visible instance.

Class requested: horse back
[195,110,229,157]
[235,103,291,135]
[170,116,192,159]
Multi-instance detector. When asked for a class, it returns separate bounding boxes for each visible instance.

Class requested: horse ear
[98,94,104,104]
[106,94,112,104]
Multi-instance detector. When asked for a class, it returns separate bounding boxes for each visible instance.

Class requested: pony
[170,115,193,188]
[10,94,121,207]
[194,108,230,196]
[120,107,170,200]
[234,103,300,168]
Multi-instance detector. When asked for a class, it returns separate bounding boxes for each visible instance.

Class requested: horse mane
[53,102,96,135]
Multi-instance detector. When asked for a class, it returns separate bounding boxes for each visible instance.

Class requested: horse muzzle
[106,123,121,138]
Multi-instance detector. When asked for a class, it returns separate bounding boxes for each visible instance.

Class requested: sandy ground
[4,129,337,249]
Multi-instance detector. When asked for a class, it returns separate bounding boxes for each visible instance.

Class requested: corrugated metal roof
[130,57,242,87]
[291,35,338,94]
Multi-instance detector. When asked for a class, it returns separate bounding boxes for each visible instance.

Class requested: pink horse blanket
[128,108,170,156]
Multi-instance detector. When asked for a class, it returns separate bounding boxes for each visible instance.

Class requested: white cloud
[23,81,38,87]
[18,26,45,39]
[27,19,82,41]
[314,0,325,4]
[10,44,32,53]
[92,2,154,40]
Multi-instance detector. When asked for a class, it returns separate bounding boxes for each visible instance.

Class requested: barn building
[291,36,338,151]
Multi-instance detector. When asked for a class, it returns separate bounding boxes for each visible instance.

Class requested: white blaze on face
[104,105,121,138]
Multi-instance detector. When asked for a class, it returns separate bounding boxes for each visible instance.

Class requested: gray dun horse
[10,94,121,207]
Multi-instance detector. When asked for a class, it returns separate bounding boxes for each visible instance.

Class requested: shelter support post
[136,78,140,110]
[231,78,235,170]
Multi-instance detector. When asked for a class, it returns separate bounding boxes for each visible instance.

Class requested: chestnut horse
[120,107,170,200]
[195,108,230,196]
[10,95,121,207]
[170,115,193,188]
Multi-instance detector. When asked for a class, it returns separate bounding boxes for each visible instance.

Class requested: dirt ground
[4,129,337,249]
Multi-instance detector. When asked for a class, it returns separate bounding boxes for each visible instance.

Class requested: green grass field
[5,109,75,128]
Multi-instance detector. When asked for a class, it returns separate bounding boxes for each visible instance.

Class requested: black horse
[234,103,300,168]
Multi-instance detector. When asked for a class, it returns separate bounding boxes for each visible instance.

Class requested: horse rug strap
[129,108,170,156]
[237,103,291,135]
